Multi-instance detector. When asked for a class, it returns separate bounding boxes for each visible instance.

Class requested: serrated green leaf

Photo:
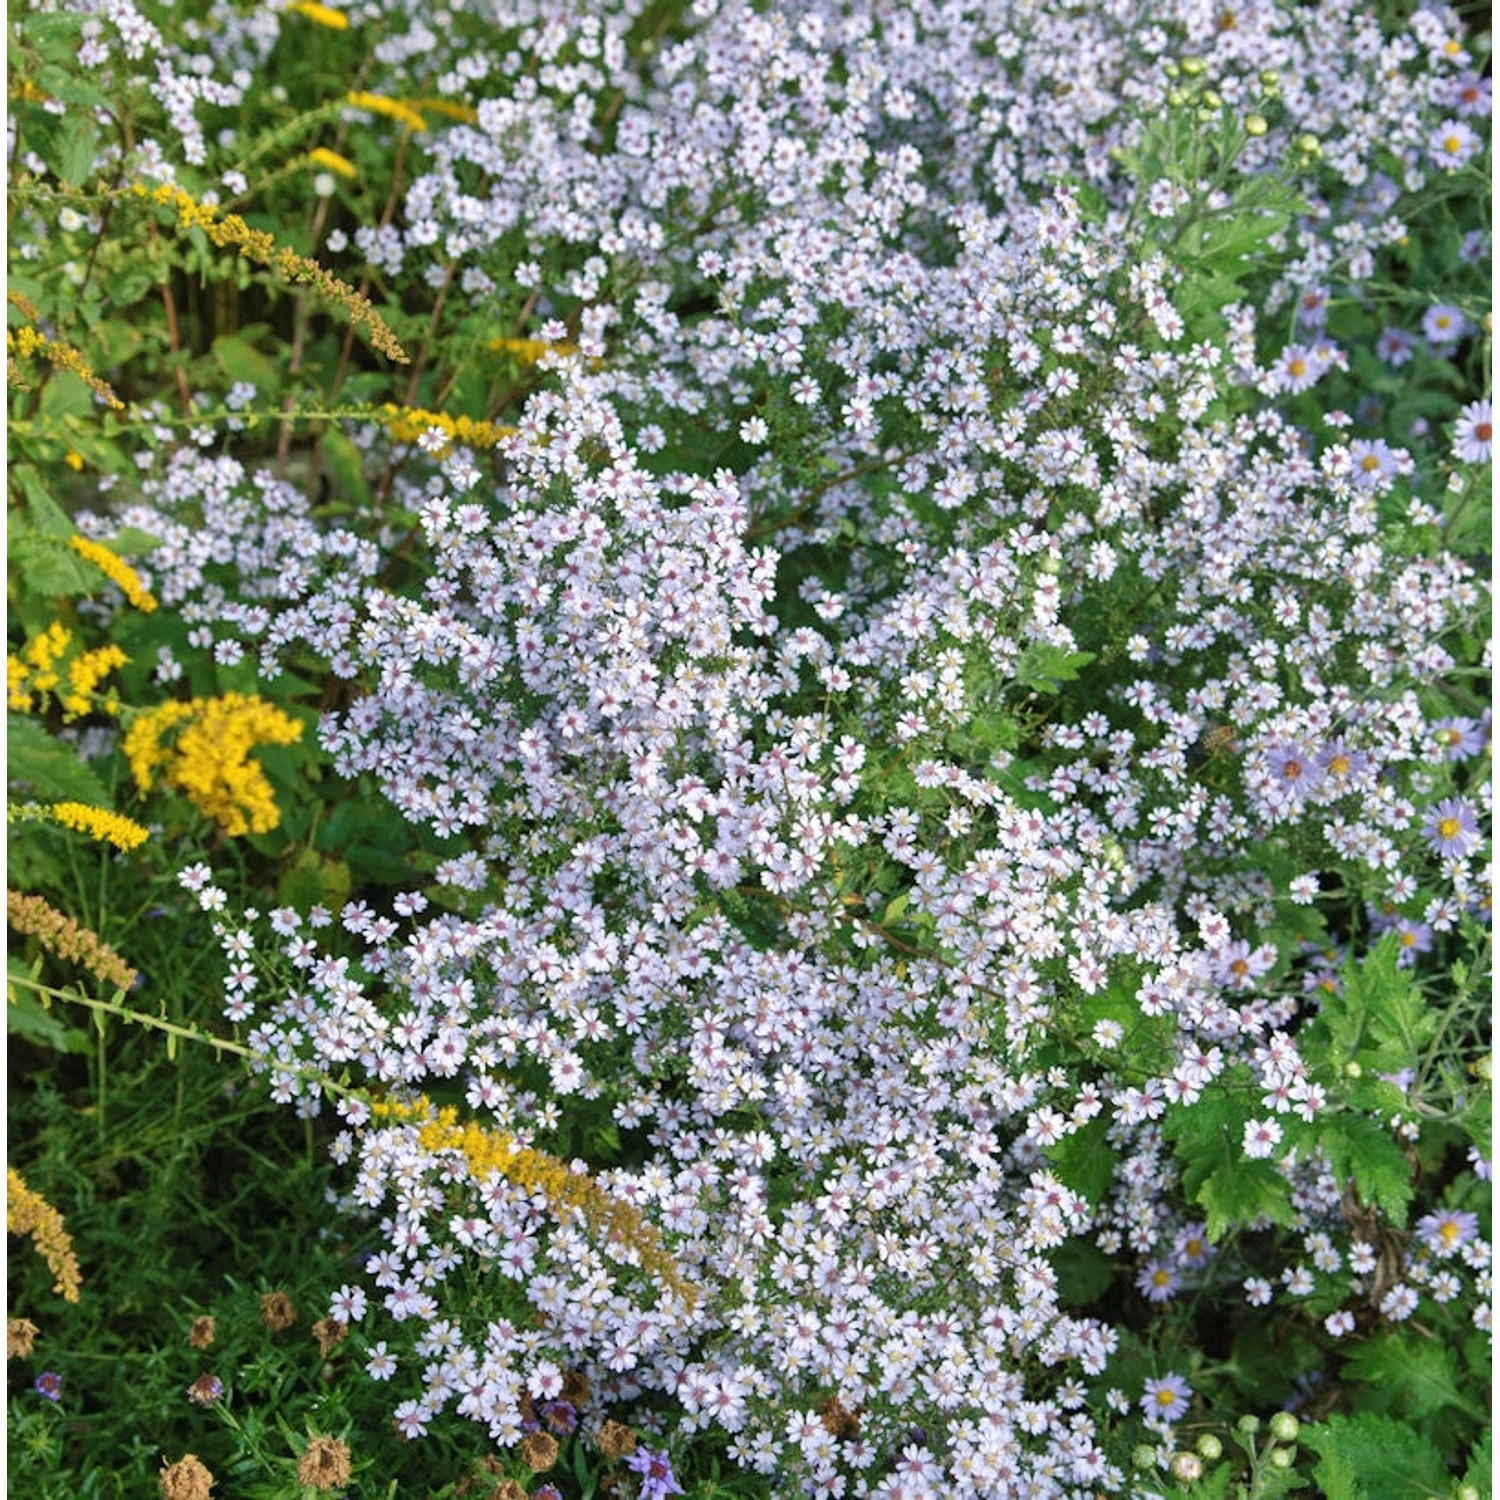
[1045,1117,1117,1207]
[1302,1413,1451,1500]
[1320,1115,1413,1222]
[1341,1332,1486,1424]
[1196,1157,1297,1240]
[1017,644,1096,693]
[56,122,100,188]
[8,713,110,804]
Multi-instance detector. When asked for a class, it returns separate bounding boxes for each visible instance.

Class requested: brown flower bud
[259,1292,297,1331]
[596,1419,638,1459]
[296,1436,352,1492]
[159,1454,215,1500]
[187,1316,216,1350]
[310,1316,347,1357]
[519,1431,560,1472]
[7,1318,39,1360]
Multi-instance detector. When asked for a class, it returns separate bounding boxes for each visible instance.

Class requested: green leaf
[1017,644,1095,694]
[1302,1413,1451,1500]
[211,327,282,392]
[1046,1117,1116,1207]
[56,122,100,188]
[7,713,110,804]
[1195,1157,1296,1240]
[6,964,92,1054]
[1341,1332,1486,1424]
[1319,1115,1413,1222]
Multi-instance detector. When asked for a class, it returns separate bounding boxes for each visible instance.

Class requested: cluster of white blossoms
[51,0,1488,1492]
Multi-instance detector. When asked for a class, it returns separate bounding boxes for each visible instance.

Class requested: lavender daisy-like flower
[1415,1208,1480,1259]
[1432,716,1485,761]
[625,1446,684,1499]
[1422,797,1483,860]
[1172,1222,1215,1271]
[1422,303,1471,346]
[185,1373,224,1406]
[1141,1373,1192,1424]
[34,1371,62,1401]
[1136,1260,1181,1303]
[1453,399,1492,463]
[1375,326,1416,366]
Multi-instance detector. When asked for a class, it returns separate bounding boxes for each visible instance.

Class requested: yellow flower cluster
[373,1098,697,1308]
[6,1170,82,1303]
[6,887,139,992]
[7,623,126,718]
[380,404,518,453]
[346,90,427,133]
[286,0,350,28]
[69,534,158,612]
[124,693,303,836]
[50,801,150,853]
[489,336,582,363]
[5,323,125,410]
[409,97,479,124]
[307,147,357,180]
[132,183,408,364]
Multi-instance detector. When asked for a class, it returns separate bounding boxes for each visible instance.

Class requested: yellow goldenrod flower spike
[346,91,427,133]
[286,0,350,28]
[50,802,150,853]
[6,888,138,993]
[374,1097,697,1309]
[408,97,479,124]
[62,643,128,719]
[489,336,581,363]
[69,535,158,612]
[6,1170,82,1303]
[5,326,124,410]
[307,147,357,180]
[131,183,408,364]
[123,693,303,837]
[380,404,518,452]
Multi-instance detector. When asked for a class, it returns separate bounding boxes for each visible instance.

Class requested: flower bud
[1245,114,1268,137]
[1236,1414,1260,1436]
[1269,1412,1300,1443]
[1180,56,1206,75]
[1170,1453,1204,1483]
[1196,1434,1224,1460]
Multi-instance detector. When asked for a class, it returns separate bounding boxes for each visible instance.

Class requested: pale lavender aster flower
[1141,1373,1192,1423]
[1453,399,1492,463]
[625,1446,684,1499]
[1415,1208,1480,1258]
[1422,797,1482,859]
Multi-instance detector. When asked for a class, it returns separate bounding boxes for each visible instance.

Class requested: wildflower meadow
[5,1,1492,1497]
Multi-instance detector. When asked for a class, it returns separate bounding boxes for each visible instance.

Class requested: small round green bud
[1269,1413,1300,1443]
[1167,88,1189,108]
[1236,1415,1260,1436]
[1180,56,1206,76]
[1170,1453,1204,1483]
[1132,1445,1159,1470]
[1164,60,1181,78]
[1457,1485,1482,1500]
[1245,114,1268,137]
[1296,133,1322,158]
[1196,1434,1224,1461]
[1202,89,1223,109]
[1473,1054,1492,1082]
[1196,106,1218,123]
[1345,1061,1362,1078]
[1259,68,1280,86]
[1269,1447,1294,1469]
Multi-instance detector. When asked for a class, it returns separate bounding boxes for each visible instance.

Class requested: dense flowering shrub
[7,0,1490,1496]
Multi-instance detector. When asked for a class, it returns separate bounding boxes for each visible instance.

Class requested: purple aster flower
[534,1488,564,1500]
[1429,118,1482,169]
[1422,304,1471,346]
[539,1398,578,1435]
[1375,326,1416,365]
[1453,399,1492,463]
[1136,1260,1180,1302]
[1432,716,1485,761]
[1263,742,1322,808]
[1141,1373,1192,1424]
[1348,439,1399,488]
[1452,73,1492,118]
[1467,1147,1492,1182]
[1415,1208,1480,1258]
[34,1371,62,1401]
[1172,1222,1215,1270]
[625,1446,684,1499]
[1422,797,1483,860]
[1318,741,1371,789]
[186,1373,224,1406]
[1393,920,1433,967]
